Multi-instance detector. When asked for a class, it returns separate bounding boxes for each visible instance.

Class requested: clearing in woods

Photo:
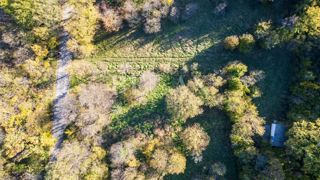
[69,0,294,179]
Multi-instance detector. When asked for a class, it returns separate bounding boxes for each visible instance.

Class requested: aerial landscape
[0,0,319,179]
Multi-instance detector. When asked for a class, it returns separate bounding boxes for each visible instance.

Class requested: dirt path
[50,5,73,161]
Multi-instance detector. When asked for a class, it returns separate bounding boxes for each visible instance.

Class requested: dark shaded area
[166,109,238,180]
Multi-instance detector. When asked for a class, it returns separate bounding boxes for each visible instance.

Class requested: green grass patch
[110,74,177,134]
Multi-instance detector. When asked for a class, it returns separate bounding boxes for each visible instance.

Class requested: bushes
[101,8,123,32]
[4,0,60,30]
[224,34,255,53]
[221,62,265,177]
[99,0,172,34]
[239,33,255,53]
[46,141,108,180]
[124,71,160,104]
[65,0,99,57]
[142,0,169,33]
[180,123,210,159]
[166,85,204,124]
[223,35,239,50]
[295,6,320,37]
[109,135,186,179]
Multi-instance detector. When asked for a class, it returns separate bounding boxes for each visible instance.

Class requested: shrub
[224,61,248,78]
[180,123,210,158]
[254,21,272,39]
[139,71,160,93]
[78,83,116,111]
[169,6,180,23]
[295,6,320,36]
[31,44,49,61]
[238,33,255,53]
[5,0,60,29]
[166,151,186,174]
[46,141,108,180]
[101,8,123,32]
[149,148,169,172]
[157,63,175,74]
[166,86,203,123]
[65,0,99,57]
[123,0,141,27]
[223,35,239,50]
[142,0,169,34]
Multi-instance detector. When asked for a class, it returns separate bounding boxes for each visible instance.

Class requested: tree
[65,0,99,57]
[224,35,239,50]
[295,6,320,36]
[122,0,141,27]
[238,33,255,53]
[79,83,116,111]
[166,86,203,123]
[142,0,169,33]
[149,148,169,172]
[139,71,160,93]
[166,151,186,174]
[109,137,145,167]
[224,61,248,78]
[76,84,116,138]
[46,141,108,180]
[286,119,320,178]
[101,8,123,32]
[254,21,272,39]
[5,0,60,29]
[180,123,210,158]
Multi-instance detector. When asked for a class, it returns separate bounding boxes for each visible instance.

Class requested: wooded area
[0,0,319,179]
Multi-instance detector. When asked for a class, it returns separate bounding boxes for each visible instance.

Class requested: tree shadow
[93,0,289,59]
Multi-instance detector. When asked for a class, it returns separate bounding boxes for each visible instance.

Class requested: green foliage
[224,62,248,78]
[295,6,320,36]
[255,21,272,39]
[5,0,60,29]
[65,0,99,57]
[221,62,265,178]
[286,119,320,178]
[111,74,174,133]
[166,86,204,124]
[288,58,320,121]
[0,0,8,7]
[238,33,255,53]
[180,123,210,157]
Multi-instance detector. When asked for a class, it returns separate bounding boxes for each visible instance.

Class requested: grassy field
[71,0,294,179]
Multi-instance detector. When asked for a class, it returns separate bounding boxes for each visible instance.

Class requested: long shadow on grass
[94,0,288,58]
[110,74,179,135]
[110,98,169,134]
